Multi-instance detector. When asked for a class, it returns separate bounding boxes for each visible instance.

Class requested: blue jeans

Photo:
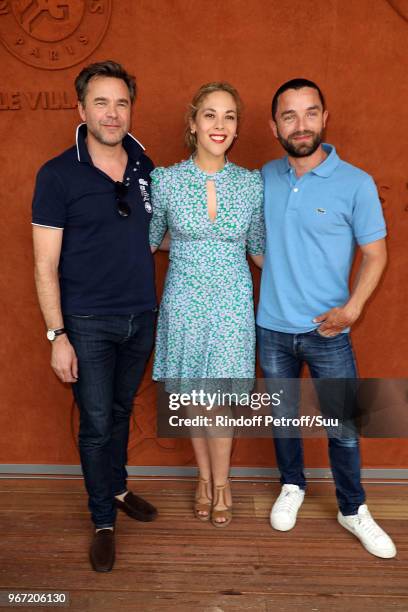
[256,325,365,515]
[65,312,155,528]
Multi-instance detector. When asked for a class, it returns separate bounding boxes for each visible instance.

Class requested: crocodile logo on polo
[0,0,112,70]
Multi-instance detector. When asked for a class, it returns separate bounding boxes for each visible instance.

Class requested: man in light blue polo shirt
[257,78,396,558]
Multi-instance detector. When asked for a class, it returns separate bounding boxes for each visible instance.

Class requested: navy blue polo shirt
[32,124,157,315]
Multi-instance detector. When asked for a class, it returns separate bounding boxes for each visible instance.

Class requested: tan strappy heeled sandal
[211,482,232,528]
[194,477,212,521]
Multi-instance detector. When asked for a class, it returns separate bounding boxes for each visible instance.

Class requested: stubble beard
[88,123,127,147]
[277,129,324,158]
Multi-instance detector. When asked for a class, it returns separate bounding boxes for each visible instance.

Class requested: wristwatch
[46,327,66,342]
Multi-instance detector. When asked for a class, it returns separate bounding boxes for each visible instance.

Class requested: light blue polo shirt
[257,144,386,334]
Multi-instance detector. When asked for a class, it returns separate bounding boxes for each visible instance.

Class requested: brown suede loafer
[89,528,115,572]
[115,491,158,522]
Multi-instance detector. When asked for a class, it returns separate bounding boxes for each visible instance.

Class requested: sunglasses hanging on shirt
[115,181,131,218]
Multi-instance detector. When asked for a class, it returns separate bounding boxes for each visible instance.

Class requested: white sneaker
[270,484,305,531]
[338,504,397,559]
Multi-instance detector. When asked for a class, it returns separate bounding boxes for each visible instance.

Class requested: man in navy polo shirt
[257,78,397,558]
[32,61,157,572]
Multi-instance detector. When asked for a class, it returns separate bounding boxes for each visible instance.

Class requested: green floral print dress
[149,157,264,381]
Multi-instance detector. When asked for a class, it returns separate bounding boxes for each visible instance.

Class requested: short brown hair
[272,78,325,120]
[185,82,242,152]
[75,60,136,105]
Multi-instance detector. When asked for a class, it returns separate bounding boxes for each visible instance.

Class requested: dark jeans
[257,325,365,515]
[65,312,155,528]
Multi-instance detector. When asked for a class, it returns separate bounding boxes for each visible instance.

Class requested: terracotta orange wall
[0,0,407,470]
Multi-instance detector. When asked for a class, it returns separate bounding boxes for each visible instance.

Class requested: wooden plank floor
[0,478,407,612]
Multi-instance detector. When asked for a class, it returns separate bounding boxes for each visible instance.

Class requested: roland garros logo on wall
[0,0,112,70]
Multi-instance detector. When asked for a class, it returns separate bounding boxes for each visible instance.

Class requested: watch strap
[47,327,66,341]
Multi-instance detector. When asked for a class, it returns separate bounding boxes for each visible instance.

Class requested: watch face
[47,330,56,341]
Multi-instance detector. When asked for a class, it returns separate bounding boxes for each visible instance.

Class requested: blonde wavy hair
[185,82,242,152]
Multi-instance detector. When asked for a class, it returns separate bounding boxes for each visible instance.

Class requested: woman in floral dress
[150,82,264,526]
